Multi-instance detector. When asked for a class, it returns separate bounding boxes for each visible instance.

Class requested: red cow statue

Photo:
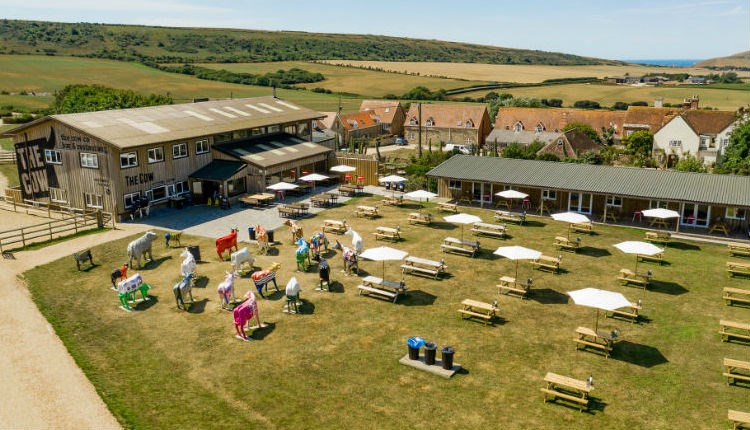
[216,227,239,260]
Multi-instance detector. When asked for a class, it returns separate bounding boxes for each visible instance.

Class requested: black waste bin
[424,342,437,365]
[248,226,256,241]
[441,346,454,370]
[267,229,275,244]
[187,245,201,262]
[408,346,420,360]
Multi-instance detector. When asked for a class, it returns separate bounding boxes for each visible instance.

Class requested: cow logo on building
[15,128,59,200]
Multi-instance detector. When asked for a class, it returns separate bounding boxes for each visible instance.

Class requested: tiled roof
[536,129,601,159]
[359,100,402,124]
[404,103,487,129]
[427,155,750,207]
[338,111,379,131]
[485,129,563,146]
[623,107,681,132]
[495,107,627,136]
[680,110,737,135]
[2,96,323,149]
[314,111,337,130]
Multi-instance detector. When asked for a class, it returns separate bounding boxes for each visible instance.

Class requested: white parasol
[299,173,330,190]
[493,245,542,279]
[444,213,483,240]
[568,288,631,332]
[551,211,592,239]
[495,189,528,199]
[404,190,437,202]
[641,208,681,231]
[378,175,406,196]
[613,241,663,272]
[266,181,299,192]
[359,246,409,278]
[329,165,356,173]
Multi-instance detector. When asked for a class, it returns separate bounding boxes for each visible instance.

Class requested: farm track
[0,191,147,428]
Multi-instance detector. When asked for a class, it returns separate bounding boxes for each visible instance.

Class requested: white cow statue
[230,247,255,273]
[127,231,158,269]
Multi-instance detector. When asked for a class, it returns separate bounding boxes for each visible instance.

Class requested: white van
[444,144,471,154]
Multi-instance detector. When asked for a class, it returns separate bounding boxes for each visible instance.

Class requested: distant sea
[621,59,702,67]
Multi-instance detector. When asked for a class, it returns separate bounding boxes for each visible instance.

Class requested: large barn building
[3,96,329,220]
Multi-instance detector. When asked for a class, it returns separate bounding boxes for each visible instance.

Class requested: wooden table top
[499,275,516,283]
[544,372,591,393]
[461,299,495,312]
[444,237,479,247]
[405,256,443,267]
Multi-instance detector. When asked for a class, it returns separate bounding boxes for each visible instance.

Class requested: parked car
[444,144,471,154]
[395,137,407,146]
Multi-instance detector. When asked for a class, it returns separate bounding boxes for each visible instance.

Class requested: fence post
[96,210,103,228]
[49,221,53,241]
[74,212,78,234]
[21,229,26,248]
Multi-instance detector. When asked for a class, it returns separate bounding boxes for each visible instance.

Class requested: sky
[3,0,750,60]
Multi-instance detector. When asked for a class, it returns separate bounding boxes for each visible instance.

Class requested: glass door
[681,203,710,227]
[568,192,592,214]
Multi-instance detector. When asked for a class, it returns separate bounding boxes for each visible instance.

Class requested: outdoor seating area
[554,236,580,252]
[338,184,364,196]
[382,195,403,206]
[719,320,750,343]
[727,261,750,277]
[277,203,308,218]
[437,201,459,213]
[321,219,348,234]
[310,192,338,207]
[494,210,525,225]
[541,372,592,412]
[574,326,616,358]
[355,205,379,218]
[358,275,407,303]
[638,251,665,265]
[373,226,401,242]
[239,193,275,208]
[723,358,750,386]
[408,212,432,225]
[458,299,498,326]
[530,255,561,274]
[401,256,447,279]
[606,300,642,323]
[440,237,479,257]
[569,222,593,234]
[470,222,506,239]
[645,230,671,245]
[724,287,750,306]
[617,268,651,288]
[497,275,532,298]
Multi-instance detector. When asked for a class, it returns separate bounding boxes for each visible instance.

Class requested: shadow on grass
[401,290,437,306]
[193,275,209,288]
[78,263,100,273]
[298,299,315,315]
[428,222,457,231]
[531,288,569,305]
[523,220,547,228]
[614,341,668,368]
[578,247,611,258]
[668,241,701,251]
[141,255,172,270]
[131,294,159,311]
[186,298,209,314]
[400,203,424,210]
[263,247,281,257]
[249,322,276,340]
[262,290,285,301]
[648,280,688,295]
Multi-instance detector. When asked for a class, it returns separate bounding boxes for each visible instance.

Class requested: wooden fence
[333,154,379,186]
[0,210,107,252]
[0,188,114,226]
[0,151,15,164]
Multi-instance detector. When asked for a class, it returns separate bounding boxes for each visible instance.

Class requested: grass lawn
[23,194,750,428]
[198,61,488,97]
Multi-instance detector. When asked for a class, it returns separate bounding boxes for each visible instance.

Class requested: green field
[198,61,488,97]
[24,196,749,429]
[454,83,750,111]
[0,55,363,112]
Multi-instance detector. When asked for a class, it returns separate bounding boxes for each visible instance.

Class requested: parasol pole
[595,309,600,332]
[515,260,519,280]
[634,254,639,274]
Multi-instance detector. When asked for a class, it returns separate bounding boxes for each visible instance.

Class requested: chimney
[654,97,663,108]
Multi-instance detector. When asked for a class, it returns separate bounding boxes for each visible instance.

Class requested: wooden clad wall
[334,154,379,185]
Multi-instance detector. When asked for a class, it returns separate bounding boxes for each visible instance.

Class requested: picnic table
[719,319,750,343]
[358,275,406,303]
[723,358,750,386]
[649,218,669,229]
[322,219,348,234]
[338,184,363,196]
[401,256,447,279]
[541,372,592,412]
[729,409,750,430]
[408,212,432,225]
[727,261,750,277]
[709,221,730,236]
[441,237,479,257]
[724,287,750,306]
[373,226,401,242]
[288,202,309,215]
[729,242,750,257]
[554,236,580,252]
[355,205,379,218]
[530,255,561,274]
[574,326,616,358]
[617,268,651,288]
[470,222,506,239]
[239,193,275,207]
[277,204,300,218]
[606,301,642,323]
[382,195,404,206]
[458,299,497,326]
[494,210,525,225]
[645,230,671,245]
[497,275,532,298]
[569,222,593,234]
[437,201,459,213]
[311,193,338,207]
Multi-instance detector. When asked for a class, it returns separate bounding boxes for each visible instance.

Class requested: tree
[562,123,601,143]
[52,84,172,114]
[673,153,707,173]
[716,112,750,175]
[612,101,628,110]
[623,130,654,158]
[501,141,544,159]
[573,100,601,109]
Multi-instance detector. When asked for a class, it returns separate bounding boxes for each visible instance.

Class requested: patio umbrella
[444,213,482,240]
[266,181,299,199]
[299,173,330,190]
[613,241,663,273]
[359,246,409,279]
[330,165,356,183]
[551,211,592,239]
[495,189,528,210]
[379,175,407,196]
[641,208,681,231]
[493,245,542,279]
[404,190,437,202]
[568,287,631,332]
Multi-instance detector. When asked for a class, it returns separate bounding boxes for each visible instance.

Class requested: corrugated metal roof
[213,133,332,169]
[427,155,750,207]
[2,96,323,149]
[189,160,247,181]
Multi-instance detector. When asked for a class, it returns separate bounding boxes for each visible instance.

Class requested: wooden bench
[494,210,525,225]
[440,237,479,257]
[338,185,357,196]
[554,236,580,252]
[729,409,750,429]
[458,299,497,326]
[617,268,650,288]
[574,326,616,358]
[497,275,532,298]
[470,222,506,239]
[723,358,750,386]
[645,230,671,244]
[437,201,459,213]
[637,251,665,265]
[382,195,403,206]
[729,242,750,257]
[322,219,348,234]
[358,276,406,303]
[541,372,592,412]
[408,212,432,225]
[401,256,447,279]
[310,194,330,207]
[606,300,642,323]
[724,287,750,306]
[569,222,593,234]
[278,205,297,218]
[373,226,401,242]
[355,205,379,218]
[530,255,561,274]
[727,261,750,277]
[720,320,750,343]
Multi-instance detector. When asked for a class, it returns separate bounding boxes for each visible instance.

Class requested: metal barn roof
[212,133,332,169]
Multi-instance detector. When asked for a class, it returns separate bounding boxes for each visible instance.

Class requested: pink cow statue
[216,227,239,260]
[233,291,261,341]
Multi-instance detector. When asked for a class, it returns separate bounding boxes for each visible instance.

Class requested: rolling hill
[0,19,620,66]
[695,51,750,68]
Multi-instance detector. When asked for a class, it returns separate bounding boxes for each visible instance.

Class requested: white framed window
[448,180,461,189]
[568,192,593,214]
[726,207,746,220]
[124,192,140,209]
[44,149,62,164]
[49,187,67,203]
[149,185,168,202]
[542,189,557,200]
[195,139,209,154]
[173,180,189,195]
[84,193,103,208]
[147,147,164,163]
[606,195,623,207]
[80,152,99,169]
[120,152,138,168]
[535,123,545,132]
[650,200,668,209]
[409,117,418,126]
[669,140,682,147]
[408,132,414,140]
[514,121,524,132]
[172,143,188,159]
[425,118,434,127]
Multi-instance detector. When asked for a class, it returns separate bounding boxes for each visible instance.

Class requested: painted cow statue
[216,228,239,260]
[127,231,157,269]
[295,238,310,272]
[344,228,364,255]
[116,273,151,310]
[309,232,329,261]
[255,224,270,255]
[231,247,255,273]
[251,262,281,298]
[217,271,239,310]
[233,291,261,341]
[173,273,194,310]
[285,276,301,314]
[110,263,128,290]
[333,240,358,276]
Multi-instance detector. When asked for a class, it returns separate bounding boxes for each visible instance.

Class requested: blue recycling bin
[248,226,256,241]
[407,337,425,360]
